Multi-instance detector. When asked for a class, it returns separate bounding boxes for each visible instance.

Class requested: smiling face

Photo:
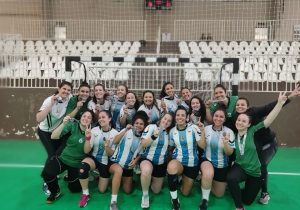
[78,86,90,102]
[181,88,192,101]
[159,113,173,130]
[126,92,136,107]
[175,109,187,126]
[143,92,154,106]
[190,98,201,111]
[80,111,93,127]
[236,99,248,114]
[98,111,111,128]
[133,118,145,133]
[214,87,226,101]
[94,85,105,99]
[164,83,174,97]
[213,110,226,128]
[235,113,251,132]
[116,85,127,99]
[58,84,72,99]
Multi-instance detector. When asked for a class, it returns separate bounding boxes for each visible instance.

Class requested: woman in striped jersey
[167,106,203,210]
[108,111,149,210]
[78,110,119,208]
[139,112,175,208]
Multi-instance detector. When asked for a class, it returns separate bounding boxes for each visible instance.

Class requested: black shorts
[88,156,110,178]
[140,159,167,178]
[108,161,134,177]
[200,157,229,182]
[183,165,200,180]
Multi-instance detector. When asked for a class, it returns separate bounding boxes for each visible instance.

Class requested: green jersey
[59,121,86,168]
[66,95,91,120]
[235,121,265,177]
[210,95,238,119]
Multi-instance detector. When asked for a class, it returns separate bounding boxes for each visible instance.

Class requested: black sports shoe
[171,198,180,210]
[199,199,208,210]
[46,190,61,204]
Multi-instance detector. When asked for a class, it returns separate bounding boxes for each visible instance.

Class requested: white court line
[0,163,300,176]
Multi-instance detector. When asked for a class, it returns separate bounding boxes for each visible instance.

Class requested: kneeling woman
[167,106,203,210]
[42,110,94,204]
[198,107,235,210]
[139,113,175,208]
[108,111,149,210]
[227,92,287,210]
[78,110,119,207]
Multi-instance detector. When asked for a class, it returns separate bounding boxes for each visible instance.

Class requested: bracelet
[151,134,157,140]
[85,136,91,141]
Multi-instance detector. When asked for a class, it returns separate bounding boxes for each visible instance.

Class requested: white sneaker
[110,201,119,210]
[141,195,150,208]
[258,192,270,205]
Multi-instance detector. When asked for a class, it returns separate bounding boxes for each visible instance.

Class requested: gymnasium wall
[0,88,299,147]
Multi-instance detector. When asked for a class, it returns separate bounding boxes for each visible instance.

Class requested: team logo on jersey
[79,138,83,143]
[227,113,232,117]
[180,135,185,141]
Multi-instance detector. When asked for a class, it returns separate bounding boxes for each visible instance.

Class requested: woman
[180,87,193,112]
[138,90,161,124]
[78,110,118,208]
[206,84,239,128]
[88,83,111,117]
[167,106,202,210]
[66,82,92,120]
[108,111,149,210]
[36,80,72,194]
[188,95,206,125]
[234,84,300,205]
[41,110,94,204]
[110,84,128,131]
[198,108,235,210]
[160,82,181,114]
[139,113,175,208]
[119,91,140,129]
[227,92,287,210]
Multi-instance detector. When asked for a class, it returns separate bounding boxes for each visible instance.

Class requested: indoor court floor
[0,140,299,210]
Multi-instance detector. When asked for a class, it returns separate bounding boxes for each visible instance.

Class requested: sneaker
[235,208,245,210]
[141,195,150,208]
[46,191,61,204]
[199,199,208,210]
[171,198,180,210]
[42,183,51,196]
[259,192,270,205]
[110,201,119,210]
[79,194,90,208]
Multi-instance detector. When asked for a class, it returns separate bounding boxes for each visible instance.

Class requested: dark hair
[236,111,253,125]
[98,110,112,126]
[237,97,250,107]
[142,90,160,110]
[92,83,109,103]
[180,86,191,94]
[117,83,129,94]
[212,107,227,122]
[133,110,149,128]
[188,96,206,123]
[80,110,96,124]
[79,82,91,90]
[126,91,140,110]
[160,81,174,99]
[214,84,227,94]
[54,80,73,94]
[175,105,188,118]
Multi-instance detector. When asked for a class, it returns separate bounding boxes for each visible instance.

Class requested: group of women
[36,80,300,210]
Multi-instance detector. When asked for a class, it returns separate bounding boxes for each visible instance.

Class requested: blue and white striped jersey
[110,96,125,131]
[110,129,141,169]
[141,124,169,165]
[169,124,201,167]
[161,95,179,114]
[138,104,160,124]
[90,127,119,165]
[203,125,235,168]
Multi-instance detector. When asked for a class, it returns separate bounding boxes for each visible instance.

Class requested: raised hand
[289,84,300,98]
[126,124,133,130]
[85,124,91,138]
[278,91,288,105]
[63,115,72,124]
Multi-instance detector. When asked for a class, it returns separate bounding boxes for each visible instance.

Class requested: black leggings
[227,164,261,208]
[38,128,63,158]
[41,156,81,194]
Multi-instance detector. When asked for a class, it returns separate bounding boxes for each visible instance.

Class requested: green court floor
[0,140,300,210]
